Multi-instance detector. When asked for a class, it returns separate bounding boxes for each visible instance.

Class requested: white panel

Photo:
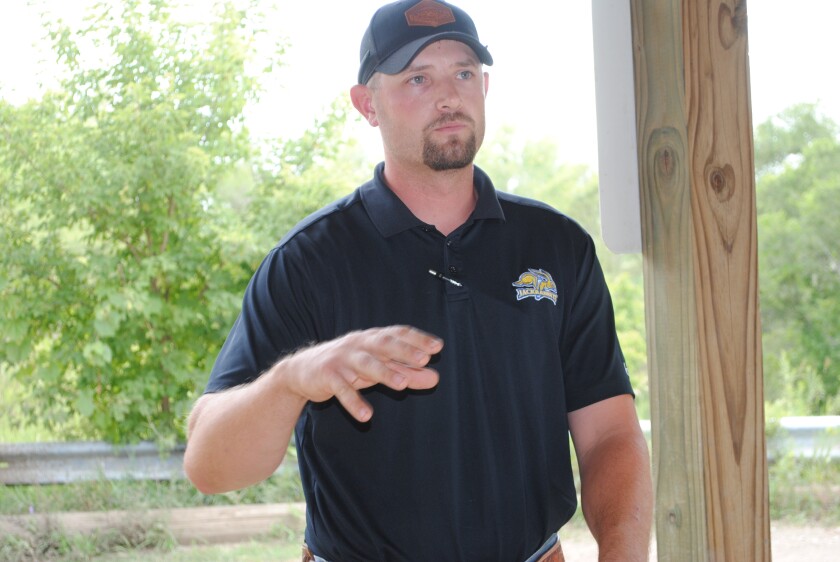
[592,0,642,254]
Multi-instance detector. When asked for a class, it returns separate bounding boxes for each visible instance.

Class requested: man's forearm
[184,362,306,495]
[184,326,444,495]
[579,432,653,561]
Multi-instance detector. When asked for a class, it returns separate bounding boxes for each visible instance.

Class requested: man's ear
[350,84,379,127]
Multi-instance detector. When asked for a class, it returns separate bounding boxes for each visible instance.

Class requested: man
[184,1,653,560]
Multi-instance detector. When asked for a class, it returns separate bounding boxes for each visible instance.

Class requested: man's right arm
[183,326,443,494]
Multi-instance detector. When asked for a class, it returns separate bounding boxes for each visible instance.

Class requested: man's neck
[381,161,477,236]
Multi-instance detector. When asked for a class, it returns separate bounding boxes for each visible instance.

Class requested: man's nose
[435,79,462,112]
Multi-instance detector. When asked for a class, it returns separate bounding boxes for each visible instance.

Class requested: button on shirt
[205,163,633,562]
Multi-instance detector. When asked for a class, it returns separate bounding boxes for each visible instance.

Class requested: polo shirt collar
[360,162,506,238]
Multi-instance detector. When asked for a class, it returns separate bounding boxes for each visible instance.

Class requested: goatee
[423,135,478,171]
[422,113,480,171]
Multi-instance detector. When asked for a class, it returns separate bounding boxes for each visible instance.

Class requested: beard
[422,113,480,171]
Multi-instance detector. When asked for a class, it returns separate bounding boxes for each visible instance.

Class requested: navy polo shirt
[206,163,633,561]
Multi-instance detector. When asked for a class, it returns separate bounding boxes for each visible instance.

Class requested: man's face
[367,40,489,171]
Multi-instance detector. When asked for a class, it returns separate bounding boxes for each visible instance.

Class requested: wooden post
[630,0,771,560]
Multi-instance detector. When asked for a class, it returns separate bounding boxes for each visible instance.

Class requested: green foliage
[0,0,259,443]
[248,96,371,243]
[769,452,840,524]
[0,0,291,444]
[0,516,176,562]
[0,470,303,516]
[93,540,303,562]
[754,103,839,176]
[755,104,840,414]
[94,540,303,562]
[0,471,304,560]
[0,364,58,442]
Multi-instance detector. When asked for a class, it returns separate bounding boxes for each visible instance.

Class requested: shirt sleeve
[560,231,634,412]
[204,246,319,393]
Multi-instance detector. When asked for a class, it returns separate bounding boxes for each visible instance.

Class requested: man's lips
[434,122,466,133]
[427,114,474,134]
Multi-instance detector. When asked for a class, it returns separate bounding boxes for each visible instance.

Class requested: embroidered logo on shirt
[512,268,558,305]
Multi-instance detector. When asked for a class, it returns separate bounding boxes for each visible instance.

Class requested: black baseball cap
[358,0,493,85]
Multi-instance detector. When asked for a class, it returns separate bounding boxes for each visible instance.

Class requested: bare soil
[558,521,840,561]
[7,504,838,560]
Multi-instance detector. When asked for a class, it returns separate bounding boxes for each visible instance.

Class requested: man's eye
[457,70,474,80]
[409,75,426,85]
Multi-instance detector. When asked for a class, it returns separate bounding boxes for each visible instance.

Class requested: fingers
[358,326,443,389]
[286,325,444,422]
[366,325,443,369]
[340,327,441,391]
[331,366,375,423]
[386,360,440,391]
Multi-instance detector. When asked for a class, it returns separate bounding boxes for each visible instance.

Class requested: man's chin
[423,140,477,171]
[424,156,474,171]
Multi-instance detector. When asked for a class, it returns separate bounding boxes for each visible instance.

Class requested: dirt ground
[558,521,840,561]
[94,521,839,560]
[13,503,835,561]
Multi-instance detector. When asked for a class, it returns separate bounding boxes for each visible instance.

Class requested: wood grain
[631,0,709,558]
[683,1,771,560]
[631,0,769,559]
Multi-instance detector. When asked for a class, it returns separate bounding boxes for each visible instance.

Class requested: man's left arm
[568,394,653,561]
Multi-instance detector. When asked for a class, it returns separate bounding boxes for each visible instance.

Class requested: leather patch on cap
[405,0,456,27]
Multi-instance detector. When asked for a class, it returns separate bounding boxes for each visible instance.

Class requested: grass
[0,471,305,561]
[0,516,177,562]
[769,452,840,525]
[0,469,304,516]
[85,518,596,562]
[92,539,302,562]
[1,457,837,560]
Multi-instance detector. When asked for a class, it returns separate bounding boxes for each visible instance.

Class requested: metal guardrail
[0,441,186,485]
[1,417,838,485]
[765,416,840,459]
[639,416,840,461]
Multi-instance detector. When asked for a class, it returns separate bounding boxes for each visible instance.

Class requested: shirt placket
[443,232,469,300]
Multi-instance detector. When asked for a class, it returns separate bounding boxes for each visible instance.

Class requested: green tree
[248,96,372,244]
[0,0,280,443]
[755,104,840,415]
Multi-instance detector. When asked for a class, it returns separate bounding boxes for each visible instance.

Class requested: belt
[526,533,564,562]
[301,535,564,562]
[535,538,564,562]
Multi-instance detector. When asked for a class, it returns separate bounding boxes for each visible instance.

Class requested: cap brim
[376,32,493,76]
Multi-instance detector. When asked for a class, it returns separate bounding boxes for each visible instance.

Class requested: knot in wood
[718,3,747,49]
[711,169,725,192]
[655,147,676,180]
[708,164,735,202]
[667,505,682,528]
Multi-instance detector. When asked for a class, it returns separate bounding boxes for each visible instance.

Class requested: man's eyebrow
[403,63,433,74]
[454,58,481,68]
[403,58,481,74]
